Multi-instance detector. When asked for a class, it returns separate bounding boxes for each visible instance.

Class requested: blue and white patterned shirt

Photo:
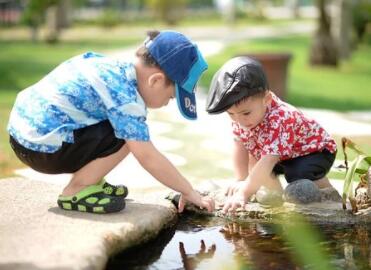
[7,52,149,153]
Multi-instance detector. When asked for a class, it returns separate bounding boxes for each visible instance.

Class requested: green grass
[0,39,140,94]
[200,35,371,111]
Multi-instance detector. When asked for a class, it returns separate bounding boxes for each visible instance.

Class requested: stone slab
[167,182,371,225]
[0,178,177,270]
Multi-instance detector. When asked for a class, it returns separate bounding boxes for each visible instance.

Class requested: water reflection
[106,215,371,270]
[179,240,216,270]
[220,222,297,270]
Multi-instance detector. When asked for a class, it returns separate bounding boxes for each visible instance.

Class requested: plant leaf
[342,155,367,212]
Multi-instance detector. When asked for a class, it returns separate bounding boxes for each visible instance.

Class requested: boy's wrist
[181,186,194,197]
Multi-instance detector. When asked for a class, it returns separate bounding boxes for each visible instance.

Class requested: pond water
[106,215,371,270]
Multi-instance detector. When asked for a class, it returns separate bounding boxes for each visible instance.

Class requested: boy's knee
[284,164,327,183]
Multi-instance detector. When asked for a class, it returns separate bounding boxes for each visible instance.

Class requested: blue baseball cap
[145,30,208,120]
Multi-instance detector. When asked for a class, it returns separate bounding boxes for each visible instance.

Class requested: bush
[353,0,371,41]
[146,0,187,25]
[96,9,122,28]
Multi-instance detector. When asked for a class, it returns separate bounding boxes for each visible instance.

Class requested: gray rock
[355,187,371,210]
[320,187,342,202]
[283,179,321,204]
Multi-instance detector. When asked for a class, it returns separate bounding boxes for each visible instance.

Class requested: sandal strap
[58,186,126,213]
[96,179,128,197]
[58,184,104,202]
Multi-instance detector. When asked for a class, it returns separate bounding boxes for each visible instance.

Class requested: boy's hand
[222,188,247,214]
[225,180,246,197]
[178,190,215,213]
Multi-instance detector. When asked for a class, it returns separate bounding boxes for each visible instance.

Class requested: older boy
[206,56,337,213]
[8,30,215,214]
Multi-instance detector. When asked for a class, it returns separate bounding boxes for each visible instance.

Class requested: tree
[45,0,72,43]
[337,0,352,59]
[309,0,338,66]
[21,0,58,42]
[146,0,187,25]
[353,0,371,42]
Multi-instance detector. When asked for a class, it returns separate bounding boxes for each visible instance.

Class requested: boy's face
[227,92,271,129]
[142,71,176,108]
[156,80,175,107]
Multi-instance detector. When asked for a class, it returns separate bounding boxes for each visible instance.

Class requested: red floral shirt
[232,93,337,161]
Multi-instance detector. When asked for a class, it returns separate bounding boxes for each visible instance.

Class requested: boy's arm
[225,140,250,196]
[126,140,214,212]
[222,154,279,213]
[233,139,250,181]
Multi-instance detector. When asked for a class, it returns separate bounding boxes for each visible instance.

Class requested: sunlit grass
[0,38,140,94]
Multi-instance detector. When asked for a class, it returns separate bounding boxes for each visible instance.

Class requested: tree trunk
[334,0,352,59]
[224,0,236,24]
[56,0,71,29]
[45,0,71,43]
[286,0,300,18]
[309,0,338,66]
[45,5,59,43]
[31,26,39,43]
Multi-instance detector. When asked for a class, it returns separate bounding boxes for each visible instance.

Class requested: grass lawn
[0,39,140,94]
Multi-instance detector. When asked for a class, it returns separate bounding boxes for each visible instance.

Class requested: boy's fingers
[203,197,214,212]
[222,201,232,213]
[178,196,185,213]
[211,198,215,210]
[228,203,238,213]
[207,197,215,212]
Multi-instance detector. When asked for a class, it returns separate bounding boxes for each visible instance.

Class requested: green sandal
[99,179,129,198]
[57,181,127,214]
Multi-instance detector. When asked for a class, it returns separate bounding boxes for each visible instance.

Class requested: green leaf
[343,154,368,211]
[364,156,371,165]
[355,168,368,174]
[280,214,336,270]
[354,159,370,174]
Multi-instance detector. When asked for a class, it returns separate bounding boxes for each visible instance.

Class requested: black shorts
[273,149,336,183]
[10,120,125,174]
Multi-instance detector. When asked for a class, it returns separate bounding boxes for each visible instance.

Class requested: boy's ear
[263,90,272,106]
[148,72,166,87]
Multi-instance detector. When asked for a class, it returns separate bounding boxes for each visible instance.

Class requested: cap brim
[175,84,197,120]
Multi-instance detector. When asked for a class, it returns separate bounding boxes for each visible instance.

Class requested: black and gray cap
[206,56,269,114]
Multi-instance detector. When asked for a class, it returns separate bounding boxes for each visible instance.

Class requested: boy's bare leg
[249,154,283,193]
[62,144,130,196]
[313,176,333,189]
[261,173,284,192]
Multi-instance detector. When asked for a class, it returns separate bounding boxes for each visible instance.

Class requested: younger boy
[205,56,337,213]
[8,30,214,214]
